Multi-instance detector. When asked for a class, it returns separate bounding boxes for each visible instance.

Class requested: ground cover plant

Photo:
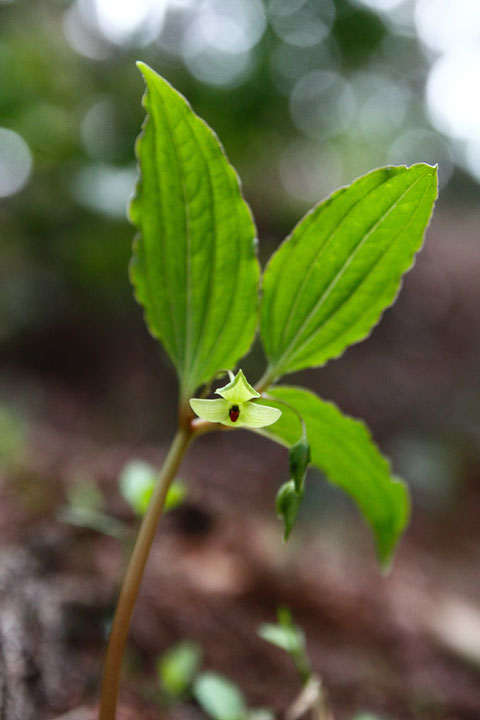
[98,62,438,720]
[155,608,332,720]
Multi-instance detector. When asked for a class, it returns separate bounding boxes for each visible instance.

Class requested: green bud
[276,480,304,541]
[289,436,311,494]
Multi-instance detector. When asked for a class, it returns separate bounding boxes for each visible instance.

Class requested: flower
[189,369,282,428]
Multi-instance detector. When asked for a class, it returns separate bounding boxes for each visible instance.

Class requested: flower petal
[190,398,230,424]
[237,401,282,428]
[216,369,260,403]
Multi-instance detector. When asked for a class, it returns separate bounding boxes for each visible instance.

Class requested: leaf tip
[379,556,394,576]
[135,60,150,74]
[135,61,161,89]
[414,161,439,182]
[374,476,410,572]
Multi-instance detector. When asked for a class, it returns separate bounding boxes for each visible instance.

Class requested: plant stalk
[98,426,192,720]
[255,365,277,395]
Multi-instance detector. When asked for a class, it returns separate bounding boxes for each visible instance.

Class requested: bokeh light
[0,128,32,198]
[415,0,480,54]
[388,128,454,188]
[268,0,335,48]
[463,139,480,184]
[290,70,356,140]
[182,42,253,88]
[187,0,265,54]
[80,0,168,46]
[358,0,409,11]
[427,49,480,143]
[279,138,342,203]
[353,72,409,139]
[180,0,265,87]
[81,97,126,162]
[63,2,113,60]
[71,164,137,218]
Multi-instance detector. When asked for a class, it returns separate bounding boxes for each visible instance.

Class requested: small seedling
[119,459,186,516]
[259,608,332,720]
[97,63,438,719]
[155,639,269,720]
[155,610,333,720]
[58,475,127,541]
[58,460,186,540]
[157,640,202,700]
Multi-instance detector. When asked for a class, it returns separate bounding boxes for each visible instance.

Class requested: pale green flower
[190,370,281,428]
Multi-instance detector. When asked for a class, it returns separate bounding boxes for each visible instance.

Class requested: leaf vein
[271,172,426,374]
[287,178,431,367]
[274,178,391,356]
[148,95,181,365]
[157,89,193,382]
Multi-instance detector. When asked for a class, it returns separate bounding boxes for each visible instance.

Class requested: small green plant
[118,459,186,516]
[157,639,202,700]
[157,639,273,720]
[155,610,330,720]
[58,475,128,541]
[258,608,332,720]
[58,459,186,539]
[98,62,438,719]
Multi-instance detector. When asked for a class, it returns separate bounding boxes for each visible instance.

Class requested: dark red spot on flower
[229,405,240,423]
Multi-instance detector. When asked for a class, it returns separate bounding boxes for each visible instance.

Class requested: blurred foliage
[58,473,128,539]
[153,609,335,720]
[0,0,470,352]
[119,459,186,515]
[157,640,202,700]
[0,406,26,470]
[57,460,186,539]
[193,672,248,720]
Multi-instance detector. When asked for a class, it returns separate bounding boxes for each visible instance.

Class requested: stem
[255,365,277,395]
[98,427,192,720]
[262,393,307,437]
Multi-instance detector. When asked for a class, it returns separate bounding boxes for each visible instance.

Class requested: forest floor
[1,369,480,720]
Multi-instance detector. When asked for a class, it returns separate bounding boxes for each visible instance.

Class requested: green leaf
[157,640,202,698]
[276,480,304,541]
[258,609,311,684]
[130,63,259,398]
[257,623,304,657]
[193,672,247,720]
[247,710,275,720]
[67,478,104,513]
[57,506,128,541]
[261,164,438,378]
[165,480,187,512]
[119,459,186,515]
[259,387,410,568]
[118,460,156,515]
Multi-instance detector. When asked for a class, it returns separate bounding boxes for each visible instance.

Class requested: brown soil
[1,384,480,720]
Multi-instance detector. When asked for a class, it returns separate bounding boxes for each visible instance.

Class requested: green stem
[98,427,192,720]
[262,393,307,436]
[255,365,278,395]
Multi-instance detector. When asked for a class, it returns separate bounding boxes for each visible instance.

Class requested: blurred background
[1,1,480,719]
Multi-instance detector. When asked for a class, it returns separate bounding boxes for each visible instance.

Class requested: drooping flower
[189,369,282,428]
